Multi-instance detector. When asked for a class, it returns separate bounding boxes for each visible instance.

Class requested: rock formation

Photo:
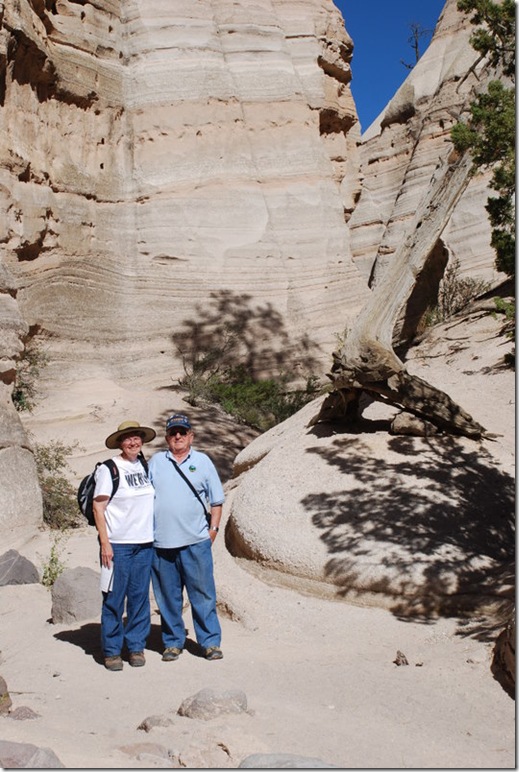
[349,0,498,289]
[226,308,514,614]
[224,0,514,612]
[2,0,368,391]
[316,0,508,438]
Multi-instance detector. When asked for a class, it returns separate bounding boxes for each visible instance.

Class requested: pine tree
[451,0,515,279]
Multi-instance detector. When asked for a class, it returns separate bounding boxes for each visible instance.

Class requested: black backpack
[77,459,120,527]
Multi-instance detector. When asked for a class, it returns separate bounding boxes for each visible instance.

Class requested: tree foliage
[457,0,515,76]
[34,440,82,530]
[452,0,515,279]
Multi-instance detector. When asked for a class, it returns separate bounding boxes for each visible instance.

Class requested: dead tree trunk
[313,151,486,438]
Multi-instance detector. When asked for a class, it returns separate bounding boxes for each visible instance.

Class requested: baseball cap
[166,414,192,433]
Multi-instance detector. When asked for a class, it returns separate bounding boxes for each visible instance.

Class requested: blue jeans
[101,542,153,657]
[152,540,221,650]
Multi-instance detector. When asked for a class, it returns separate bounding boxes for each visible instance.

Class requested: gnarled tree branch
[313,151,486,438]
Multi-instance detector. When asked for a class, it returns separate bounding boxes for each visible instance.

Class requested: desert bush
[181,362,322,432]
[203,368,321,431]
[12,338,49,412]
[41,531,69,588]
[423,258,490,326]
[34,440,83,530]
[493,297,515,366]
[174,290,323,430]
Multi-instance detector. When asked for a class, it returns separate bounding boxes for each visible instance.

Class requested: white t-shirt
[94,456,154,544]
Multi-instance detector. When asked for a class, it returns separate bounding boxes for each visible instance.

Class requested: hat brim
[105,426,156,449]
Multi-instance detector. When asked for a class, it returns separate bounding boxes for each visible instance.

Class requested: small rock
[390,412,439,437]
[393,650,409,666]
[0,740,65,768]
[51,566,100,624]
[0,676,12,714]
[8,706,40,720]
[137,714,175,732]
[118,742,173,761]
[177,687,248,720]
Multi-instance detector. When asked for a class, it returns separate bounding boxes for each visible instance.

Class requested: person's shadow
[54,623,104,665]
[54,620,205,662]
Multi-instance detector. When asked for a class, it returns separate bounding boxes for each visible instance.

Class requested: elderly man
[149,413,224,661]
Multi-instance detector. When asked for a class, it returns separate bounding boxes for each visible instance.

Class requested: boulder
[51,567,100,624]
[0,550,39,586]
[0,740,65,768]
[226,355,514,617]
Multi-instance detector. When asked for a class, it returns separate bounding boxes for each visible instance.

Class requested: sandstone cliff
[1,0,370,528]
[350,0,499,309]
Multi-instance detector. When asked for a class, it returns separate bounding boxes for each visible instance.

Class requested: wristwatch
[209,526,219,533]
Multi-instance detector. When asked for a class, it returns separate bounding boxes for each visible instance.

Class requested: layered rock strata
[2,0,368,389]
[1,0,368,524]
[349,0,502,321]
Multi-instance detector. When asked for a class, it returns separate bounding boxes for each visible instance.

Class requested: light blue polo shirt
[149,448,225,549]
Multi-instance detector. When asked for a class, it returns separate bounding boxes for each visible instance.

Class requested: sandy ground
[0,524,515,769]
[0,305,515,769]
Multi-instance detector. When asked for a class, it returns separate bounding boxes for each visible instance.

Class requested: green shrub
[174,292,323,430]
[493,297,515,367]
[34,440,83,530]
[12,338,49,412]
[182,364,322,431]
[494,296,515,327]
[41,532,68,588]
[422,258,490,327]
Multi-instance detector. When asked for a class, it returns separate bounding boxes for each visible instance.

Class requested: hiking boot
[162,647,182,662]
[128,651,146,667]
[104,655,123,671]
[205,646,223,661]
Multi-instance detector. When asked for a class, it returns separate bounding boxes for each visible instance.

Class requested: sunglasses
[167,427,188,436]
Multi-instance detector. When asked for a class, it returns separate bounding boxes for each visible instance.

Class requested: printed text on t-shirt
[125,472,149,487]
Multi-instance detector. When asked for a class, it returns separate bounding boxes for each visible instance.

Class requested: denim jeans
[101,542,153,657]
[152,539,221,650]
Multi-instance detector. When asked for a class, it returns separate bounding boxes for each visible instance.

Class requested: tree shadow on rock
[302,433,514,639]
[157,290,324,481]
[171,289,322,382]
[151,402,260,484]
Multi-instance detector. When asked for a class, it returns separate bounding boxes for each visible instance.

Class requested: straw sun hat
[104,420,156,450]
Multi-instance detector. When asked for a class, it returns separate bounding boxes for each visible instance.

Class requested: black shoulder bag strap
[167,457,210,524]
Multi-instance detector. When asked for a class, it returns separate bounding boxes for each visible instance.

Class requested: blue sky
[334,0,447,132]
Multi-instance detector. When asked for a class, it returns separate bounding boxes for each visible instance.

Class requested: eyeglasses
[167,428,188,437]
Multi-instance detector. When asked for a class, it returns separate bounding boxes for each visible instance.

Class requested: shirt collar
[166,448,192,465]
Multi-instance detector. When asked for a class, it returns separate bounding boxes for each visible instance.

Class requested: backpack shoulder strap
[102,458,120,500]
[137,451,149,476]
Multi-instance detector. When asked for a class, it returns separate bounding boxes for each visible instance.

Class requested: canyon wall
[2,0,368,390]
[1,0,370,528]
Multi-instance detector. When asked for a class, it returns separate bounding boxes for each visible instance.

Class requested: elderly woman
[92,420,156,671]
